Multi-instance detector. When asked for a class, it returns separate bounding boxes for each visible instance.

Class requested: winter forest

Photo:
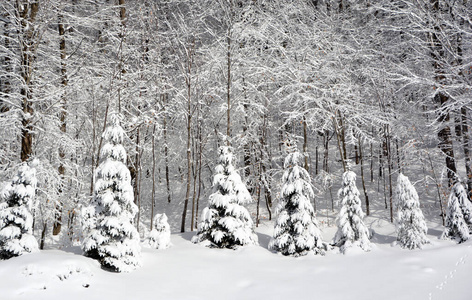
[1,0,472,299]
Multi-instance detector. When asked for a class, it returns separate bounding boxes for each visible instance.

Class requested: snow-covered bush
[332,169,371,253]
[394,173,429,249]
[192,146,258,248]
[0,160,39,259]
[82,114,141,272]
[145,213,171,250]
[442,182,472,243]
[269,148,324,256]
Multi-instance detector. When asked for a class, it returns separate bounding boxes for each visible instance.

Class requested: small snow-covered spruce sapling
[442,181,472,244]
[82,114,141,272]
[192,146,258,248]
[269,147,324,256]
[332,168,371,253]
[0,160,39,259]
[394,173,429,249]
[145,213,171,250]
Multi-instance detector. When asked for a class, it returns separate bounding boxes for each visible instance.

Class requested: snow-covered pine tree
[332,168,371,253]
[442,181,472,243]
[0,160,39,259]
[192,146,258,248]
[269,147,324,256]
[145,213,171,250]
[82,114,141,272]
[394,173,429,249]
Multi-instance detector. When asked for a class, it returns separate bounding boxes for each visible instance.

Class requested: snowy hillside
[1,217,471,300]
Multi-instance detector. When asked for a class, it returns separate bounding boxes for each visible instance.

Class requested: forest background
[1,0,472,247]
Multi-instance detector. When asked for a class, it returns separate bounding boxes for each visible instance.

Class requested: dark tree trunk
[359,138,369,216]
[16,1,39,162]
[436,93,456,186]
[456,10,471,195]
[53,13,68,236]
[333,116,346,171]
[323,131,329,172]
[162,93,171,203]
[461,107,472,196]
[181,39,195,233]
[303,115,309,171]
[430,0,456,187]
[1,13,11,113]
[40,222,47,250]
[243,102,252,193]
[134,126,141,231]
[150,125,157,230]
[385,125,394,223]
[370,141,374,182]
[315,134,319,175]
[182,101,191,232]
[195,115,204,227]
[226,33,231,144]
[117,0,126,113]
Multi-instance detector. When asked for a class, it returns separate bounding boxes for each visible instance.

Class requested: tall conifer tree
[82,114,141,272]
[0,160,39,259]
[394,173,429,249]
[332,167,371,253]
[269,147,324,256]
[442,182,472,243]
[192,146,257,248]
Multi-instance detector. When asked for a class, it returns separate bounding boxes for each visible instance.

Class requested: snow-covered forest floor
[1,178,471,300]
[0,220,470,300]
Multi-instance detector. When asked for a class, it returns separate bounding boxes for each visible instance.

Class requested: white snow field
[0,218,471,300]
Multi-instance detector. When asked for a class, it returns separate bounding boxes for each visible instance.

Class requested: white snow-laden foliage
[442,182,472,243]
[145,213,171,250]
[82,114,141,272]
[192,146,258,248]
[394,173,429,249]
[269,148,324,256]
[0,160,39,259]
[332,170,371,253]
